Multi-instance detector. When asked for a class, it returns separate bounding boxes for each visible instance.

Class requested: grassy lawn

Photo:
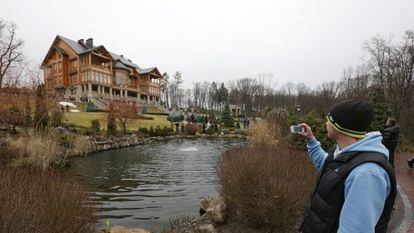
[63,112,171,131]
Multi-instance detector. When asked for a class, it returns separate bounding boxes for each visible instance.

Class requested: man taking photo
[297,99,396,233]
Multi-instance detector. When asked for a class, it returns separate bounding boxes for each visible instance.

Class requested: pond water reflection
[66,138,245,231]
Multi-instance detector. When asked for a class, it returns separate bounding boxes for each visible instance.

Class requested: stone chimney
[86,38,94,48]
[78,39,85,44]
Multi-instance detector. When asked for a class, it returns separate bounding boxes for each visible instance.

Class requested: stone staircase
[91,97,110,111]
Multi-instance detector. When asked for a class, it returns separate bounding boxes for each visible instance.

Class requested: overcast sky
[1,0,414,88]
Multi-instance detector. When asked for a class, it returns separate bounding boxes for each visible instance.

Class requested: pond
[66,138,246,232]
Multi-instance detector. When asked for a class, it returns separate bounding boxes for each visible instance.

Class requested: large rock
[199,196,227,224]
[199,197,211,215]
[110,226,150,233]
[197,224,216,233]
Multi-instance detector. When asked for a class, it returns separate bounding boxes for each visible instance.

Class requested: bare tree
[0,19,24,89]
[200,82,209,109]
[112,101,138,135]
[364,31,414,118]
[193,82,201,109]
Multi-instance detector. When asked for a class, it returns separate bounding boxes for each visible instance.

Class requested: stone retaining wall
[88,134,247,154]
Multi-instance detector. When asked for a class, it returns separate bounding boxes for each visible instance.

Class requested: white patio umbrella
[59,101,77,108]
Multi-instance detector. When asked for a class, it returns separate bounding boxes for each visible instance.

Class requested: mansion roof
[42,35,160,76]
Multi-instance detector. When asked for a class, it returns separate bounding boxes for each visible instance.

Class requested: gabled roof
[110,52,141,69]
[138,67,156,74]
[41,44,68,67]
[57,35,92,54]
[113,60,129,70]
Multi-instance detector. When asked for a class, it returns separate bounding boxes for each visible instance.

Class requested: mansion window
[81,56,88,67]
[46,66,51,76]
[70,59,77,70]
[70,74,77,83]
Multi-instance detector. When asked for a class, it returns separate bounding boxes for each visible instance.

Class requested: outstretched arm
[298,123,328,171]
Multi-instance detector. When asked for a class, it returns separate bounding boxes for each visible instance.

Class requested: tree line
[160,30,414,142]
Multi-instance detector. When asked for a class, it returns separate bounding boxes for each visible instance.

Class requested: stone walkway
[394,153,414,233]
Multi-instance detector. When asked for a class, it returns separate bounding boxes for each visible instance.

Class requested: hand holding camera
[290,125,305,133]
[290,123,314,141]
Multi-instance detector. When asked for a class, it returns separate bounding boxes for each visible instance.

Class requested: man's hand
[298,123,315,141]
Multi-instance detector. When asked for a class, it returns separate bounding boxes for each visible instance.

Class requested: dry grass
[7,132,66,169]
[0,166,99,233]
[248,119,281,147]
[1,132,93,169]
[70,135,94,156]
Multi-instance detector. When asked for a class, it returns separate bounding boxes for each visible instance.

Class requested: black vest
[299,150,396,233]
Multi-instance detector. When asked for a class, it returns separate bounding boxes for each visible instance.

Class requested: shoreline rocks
[110,226,151,233]
[85,133,247,155]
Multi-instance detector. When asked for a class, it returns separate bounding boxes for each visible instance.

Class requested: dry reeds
[70,135,93,156]
[248,119,281,148]
[7,132,65,169]
[1,131,93,169]
[217,120,316,232]
[0,166,99,233]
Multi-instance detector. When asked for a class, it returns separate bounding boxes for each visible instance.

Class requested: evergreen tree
[218,83,229,110]
[222,103,234,127]
[370,88,392,131]
[90,119,101,135]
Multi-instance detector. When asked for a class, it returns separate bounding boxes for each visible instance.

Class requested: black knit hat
[327,99,374,138]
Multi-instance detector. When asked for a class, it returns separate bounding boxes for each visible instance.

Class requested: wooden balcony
[69,67,77,74]
[90,65,111,74]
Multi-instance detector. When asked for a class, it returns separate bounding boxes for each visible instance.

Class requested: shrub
[141,126,174,137]
[90,119,101,135]
[0,106,24,133]
[205,127,216,135]
[0,166,98,233]
[138,127,149,135]
[107,113,117,136]
[149,126,155,136]
[184,123,199,135]
[217,144,316,232]
[34,85,50,131]
[220,128,230,134]
[50,108,63,127]
[0,138,16,165]
[222,103,234,127]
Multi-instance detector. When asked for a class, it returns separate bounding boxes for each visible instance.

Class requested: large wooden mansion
[41,35,162,107]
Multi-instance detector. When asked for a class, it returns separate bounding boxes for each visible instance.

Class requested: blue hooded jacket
[306,132,391,233]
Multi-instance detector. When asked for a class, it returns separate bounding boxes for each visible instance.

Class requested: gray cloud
[1,0,413,88]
